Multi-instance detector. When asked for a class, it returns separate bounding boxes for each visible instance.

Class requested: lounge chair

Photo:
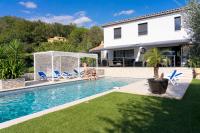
[74,68,84,77]
[167,70,183,85]
[54,70,62,78]
[63,72,76,79]
[38,71,48,80]
[54,70,75,79]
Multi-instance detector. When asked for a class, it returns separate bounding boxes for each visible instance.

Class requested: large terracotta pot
[148,78,169,94]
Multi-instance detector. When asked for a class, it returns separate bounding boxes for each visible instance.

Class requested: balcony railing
[98,57,144,67]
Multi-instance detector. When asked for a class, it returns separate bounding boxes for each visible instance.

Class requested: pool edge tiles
[0,88,117,129]
[0,77,141,129]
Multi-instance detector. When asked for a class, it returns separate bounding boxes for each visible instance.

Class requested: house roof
[102,7,186,28]
[89,41,104,52]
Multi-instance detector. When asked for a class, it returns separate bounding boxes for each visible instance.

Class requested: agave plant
[144,48,165,79]
[0,40,24,79]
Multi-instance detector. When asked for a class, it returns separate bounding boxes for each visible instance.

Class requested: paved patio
[116,77,192,100]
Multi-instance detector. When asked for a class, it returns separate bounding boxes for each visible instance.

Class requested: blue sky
[0,0,187,27]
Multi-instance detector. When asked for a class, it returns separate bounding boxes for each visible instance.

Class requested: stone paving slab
[116,78,192,100]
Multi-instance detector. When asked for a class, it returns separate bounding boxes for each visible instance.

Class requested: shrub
[0,40,25,79]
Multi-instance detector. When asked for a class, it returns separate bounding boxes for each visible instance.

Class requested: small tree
[144,48,163,79]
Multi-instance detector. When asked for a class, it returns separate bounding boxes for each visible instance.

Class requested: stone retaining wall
[0,78,25,90]
[99,67,193,79]
[23,73,34,81]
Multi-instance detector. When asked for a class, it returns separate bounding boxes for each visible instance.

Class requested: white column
[60,56,62,73]
[78,54,80,78]
[51,52,54,81]
[34,53,36,81]
[96,56,98,68]
[181,46,183,67]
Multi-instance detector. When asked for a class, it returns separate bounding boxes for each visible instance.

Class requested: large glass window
[175,16,181,31]
[138,23,148,35]
[114,27,121,39]
[113,49,134,58]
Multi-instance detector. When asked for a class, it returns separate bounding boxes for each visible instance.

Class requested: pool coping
[0,76,105,93]
[0,86,119,129]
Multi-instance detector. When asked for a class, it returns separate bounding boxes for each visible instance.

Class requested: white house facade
[90,8,192,67]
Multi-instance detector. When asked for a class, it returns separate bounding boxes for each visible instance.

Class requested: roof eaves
[102,7,186,28]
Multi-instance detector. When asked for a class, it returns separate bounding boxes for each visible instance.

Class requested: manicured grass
[1,80,200,133]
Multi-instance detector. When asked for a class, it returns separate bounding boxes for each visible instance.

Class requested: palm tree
[144,48,163,79]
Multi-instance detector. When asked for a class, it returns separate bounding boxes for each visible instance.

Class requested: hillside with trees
[0,16,103,72]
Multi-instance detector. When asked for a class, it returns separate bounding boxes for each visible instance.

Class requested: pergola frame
[33,51,98,81]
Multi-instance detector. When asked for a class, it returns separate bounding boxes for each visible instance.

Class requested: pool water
[0,77,140,123]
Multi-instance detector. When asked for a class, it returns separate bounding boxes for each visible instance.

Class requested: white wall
[101,67,192,79]
[104,13,190,48]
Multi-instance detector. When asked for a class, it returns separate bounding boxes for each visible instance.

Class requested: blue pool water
[0,77,140,123]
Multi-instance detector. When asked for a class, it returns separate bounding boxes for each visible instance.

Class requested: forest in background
[0,16,103,72]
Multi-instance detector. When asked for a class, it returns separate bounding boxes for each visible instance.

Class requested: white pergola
[33,51,98,81]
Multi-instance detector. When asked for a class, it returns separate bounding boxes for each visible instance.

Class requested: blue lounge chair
[167,70,183,85]
[54,70,62,78]
[55,70,75,79]
[74,68,84,77]
[63,72,76,78]
[38,71,47,80]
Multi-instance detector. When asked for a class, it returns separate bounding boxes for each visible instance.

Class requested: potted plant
[144,48,168,94]
[0,40,25,90]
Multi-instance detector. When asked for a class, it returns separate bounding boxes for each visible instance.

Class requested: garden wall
[99,67,193,79]
[0,78,25,90]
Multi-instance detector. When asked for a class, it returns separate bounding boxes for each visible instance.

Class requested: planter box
[148,78,169,94]
[0,78,25,90]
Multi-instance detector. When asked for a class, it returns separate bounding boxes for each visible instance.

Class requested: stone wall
[23,73,34,81]
[96,69,104,76]
[0,78,25,90]
[100,67,193,79]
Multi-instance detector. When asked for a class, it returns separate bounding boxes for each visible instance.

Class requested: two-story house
[90,8,192,67]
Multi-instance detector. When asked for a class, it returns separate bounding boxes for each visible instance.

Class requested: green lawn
[1,80,200,133]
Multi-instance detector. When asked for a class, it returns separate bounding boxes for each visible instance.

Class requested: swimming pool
[0,77,140,123]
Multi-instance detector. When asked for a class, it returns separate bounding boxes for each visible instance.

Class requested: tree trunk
[154,67,159,79]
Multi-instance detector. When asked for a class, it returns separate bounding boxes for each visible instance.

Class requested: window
[175,16,181,31]
[124,50,134,58]
[114,27,121,39]
[138,23,148,35]
[113,49,134,58]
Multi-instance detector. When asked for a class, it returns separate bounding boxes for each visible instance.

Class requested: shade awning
[102,39,191,50]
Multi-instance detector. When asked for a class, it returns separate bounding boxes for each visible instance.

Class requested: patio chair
[54,70,73,79]
[54,70,62,78]
[74,68,84,77]
[167,70,183,85]
[38,71,48,80]
[63,71,77,79]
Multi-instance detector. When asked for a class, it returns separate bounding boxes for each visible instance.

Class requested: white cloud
[75,11,86,17]
[73,16,92,25]
[21,10,31,14]
[114,9,135,17]
[29,11,93,26]
[173,0,183,6]
[19,1,37,9]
